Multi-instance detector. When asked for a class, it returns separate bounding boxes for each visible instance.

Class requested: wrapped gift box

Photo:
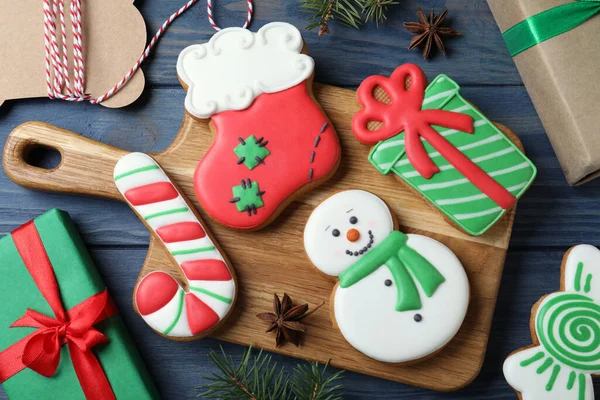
[488,0,600,185]
[369,74,537,235]
[0,209,159,399]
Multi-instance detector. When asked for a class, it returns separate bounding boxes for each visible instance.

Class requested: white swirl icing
[177,22,315,119]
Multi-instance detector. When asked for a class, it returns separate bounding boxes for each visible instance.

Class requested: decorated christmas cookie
[177,22,341,230]
[504,245,600,400]
[352,63,537,236]
[114,153,236,340]
[304,190,469,363]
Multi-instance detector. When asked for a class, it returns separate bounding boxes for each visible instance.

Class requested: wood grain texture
[1,0,599,398]
[3,83,516,391]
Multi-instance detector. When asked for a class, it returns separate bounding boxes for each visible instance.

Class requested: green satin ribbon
[503,0,600,57]
[338,231,445,312]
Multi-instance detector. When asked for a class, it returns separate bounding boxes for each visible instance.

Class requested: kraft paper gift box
[0,209,160,399]
[488,0,600,185]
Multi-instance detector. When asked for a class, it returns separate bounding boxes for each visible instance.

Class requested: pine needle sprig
[300,0,398,34]
[290,361,344,400]
[197,346,345,400]
[300,0,363,35]
[198,346,289,399]
[359,0,399,26]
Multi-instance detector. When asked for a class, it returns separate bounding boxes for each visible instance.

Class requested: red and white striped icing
[114,152,236,338]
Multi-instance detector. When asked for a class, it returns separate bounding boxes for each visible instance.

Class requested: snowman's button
[346,228,360,242]
[384,279,392,287]
[414,314,423,322]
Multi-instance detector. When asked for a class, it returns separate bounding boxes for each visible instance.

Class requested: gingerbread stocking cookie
[504,245,600,400]
[177,22,341,230]
[114,153,237,340]
[303,190,469,363]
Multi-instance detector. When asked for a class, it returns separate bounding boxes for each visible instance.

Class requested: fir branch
[300,0,398,34]
[197,346,344,400]
[198,346,288,399]
[300,0,363,35]
[359,0,399,26]
[290,361,344,400]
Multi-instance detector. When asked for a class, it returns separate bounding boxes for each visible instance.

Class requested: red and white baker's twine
[43,0,253,104]
[207,0,253,31]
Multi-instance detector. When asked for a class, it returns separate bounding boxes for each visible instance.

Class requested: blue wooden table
[2,0,599,398]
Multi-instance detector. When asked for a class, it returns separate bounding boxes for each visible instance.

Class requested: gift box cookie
[0,209,159,399]
[353,63,537,236]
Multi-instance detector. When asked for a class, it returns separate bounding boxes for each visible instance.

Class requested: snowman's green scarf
[339,231,446,312]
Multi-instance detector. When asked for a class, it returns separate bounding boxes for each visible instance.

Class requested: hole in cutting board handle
[22,143,62,171]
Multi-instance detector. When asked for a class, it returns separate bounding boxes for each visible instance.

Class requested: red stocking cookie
[114,153,237,340]
[177,22,341,230]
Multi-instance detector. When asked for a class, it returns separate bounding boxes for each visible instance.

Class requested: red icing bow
[0,221,117,400]
[352,64,517,210]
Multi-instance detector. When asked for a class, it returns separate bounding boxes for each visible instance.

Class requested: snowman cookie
[504,245,600,400]
[304,190,470,363]
[177,22,341,230]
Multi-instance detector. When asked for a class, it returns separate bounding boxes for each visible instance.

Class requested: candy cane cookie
[114,152,237,340]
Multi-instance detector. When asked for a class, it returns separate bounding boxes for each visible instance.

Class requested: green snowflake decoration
[230,179,265,216]
[234,135,270,170]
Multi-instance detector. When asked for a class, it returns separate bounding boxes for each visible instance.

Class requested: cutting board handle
[3,121,128,201]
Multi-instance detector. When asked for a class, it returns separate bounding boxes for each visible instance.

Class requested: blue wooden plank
[0,0,521,97]
[0,86,590,247]
[0,0,595,398]
[2,248,598,399]
[131,0,522,86]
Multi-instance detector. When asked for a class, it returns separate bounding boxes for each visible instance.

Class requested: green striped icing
[145,207,188,221]
[520,351,545,367]
[578,373,586,400]
[171,246,216,256]
[546,364,560,391]
[368,74,537,235]
[190,286,233,304]
[163,289,184,335]
[114,164,159,181]
[567,370,576,390]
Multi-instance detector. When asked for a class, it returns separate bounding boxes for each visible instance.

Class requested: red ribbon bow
[352,63,517,210]
[0,221,117,400]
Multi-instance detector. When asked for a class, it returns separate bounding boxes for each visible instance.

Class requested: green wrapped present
[0,209,159,400]
[354,64,537,235]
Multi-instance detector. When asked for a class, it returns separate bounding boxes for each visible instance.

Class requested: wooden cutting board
[2,83,517,391]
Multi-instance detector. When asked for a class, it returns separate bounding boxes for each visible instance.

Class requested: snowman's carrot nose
[346,229,360,242]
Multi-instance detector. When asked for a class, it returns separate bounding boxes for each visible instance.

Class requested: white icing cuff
[177,22,315,119]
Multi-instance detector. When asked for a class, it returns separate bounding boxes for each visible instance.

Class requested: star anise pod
[256,293,323,348]
[404,7,461,60]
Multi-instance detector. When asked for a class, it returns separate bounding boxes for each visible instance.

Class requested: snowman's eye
[349,216,358,224]
[384,279,392,287]
[414,314,423,322]
[332,229,340,237]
